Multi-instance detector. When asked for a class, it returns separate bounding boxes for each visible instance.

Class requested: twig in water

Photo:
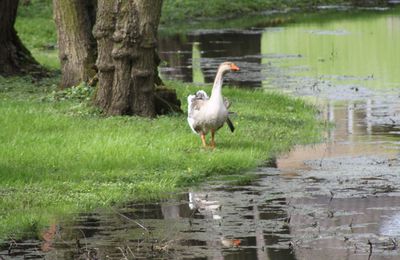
[109,206,149,233]
[285,215,291,224]
[318,141,329,168]
[78,228,89,253]
[349,217,354,232]
[329,190,334,202]
[118,245,136,260]
[117,247,129,260]
[8,239,17,255]
[368,239,373,260]
[391,238,398,250]
[76,238,81,251]
[289,241,295,253]
[126,245,136,258]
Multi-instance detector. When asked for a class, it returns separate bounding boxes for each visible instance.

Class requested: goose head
[218,62,240,75]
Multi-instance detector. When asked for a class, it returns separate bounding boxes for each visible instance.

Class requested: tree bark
[53,0,97,89]
[93,0,163,117]
[0,0,44,76]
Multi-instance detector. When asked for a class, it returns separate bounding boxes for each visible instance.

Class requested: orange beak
[230,63,240,71]
[232,239,241,247]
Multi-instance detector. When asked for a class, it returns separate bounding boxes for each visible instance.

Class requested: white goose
[187,62,239,148]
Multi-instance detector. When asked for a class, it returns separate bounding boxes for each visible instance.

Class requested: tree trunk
[53,0,97,89]
[93,0,163,117]
[0,0,44,76]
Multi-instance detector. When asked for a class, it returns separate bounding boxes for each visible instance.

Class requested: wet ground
[2,7,400,260]
[4,155,400,259]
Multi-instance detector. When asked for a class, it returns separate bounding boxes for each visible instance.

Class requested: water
[2,7,400,260]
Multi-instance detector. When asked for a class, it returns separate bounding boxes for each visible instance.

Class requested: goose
[187,62,239,148]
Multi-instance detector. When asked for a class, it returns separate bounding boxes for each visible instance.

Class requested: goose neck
[210,70,224,101]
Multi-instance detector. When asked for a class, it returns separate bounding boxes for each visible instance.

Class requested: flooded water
[2,7,400,260]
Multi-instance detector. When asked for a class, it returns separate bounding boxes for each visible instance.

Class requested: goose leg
[200,133,207,147]
[211,130,216,148]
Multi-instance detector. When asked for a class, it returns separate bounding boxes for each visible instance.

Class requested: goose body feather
[188,91,228,134]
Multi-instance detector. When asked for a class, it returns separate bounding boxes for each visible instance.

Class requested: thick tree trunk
[0,0,44,76]
[92,0,114,112]
[93,0,163,117]
[53,0,97,89]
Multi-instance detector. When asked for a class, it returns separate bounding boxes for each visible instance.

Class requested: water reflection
[277,99,400,171]
[159,31,262,87]
[159,9,400,90]
[260,14,400,89]
[36,191,299,260]
[20,184,400,259]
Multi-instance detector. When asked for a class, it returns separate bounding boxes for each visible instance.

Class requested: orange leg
[211,130,216,148]
[200,133,207,147]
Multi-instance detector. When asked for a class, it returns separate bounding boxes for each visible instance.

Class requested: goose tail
[226,117,235,133]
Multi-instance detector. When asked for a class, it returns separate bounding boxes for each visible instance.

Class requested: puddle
[2,7,400,260]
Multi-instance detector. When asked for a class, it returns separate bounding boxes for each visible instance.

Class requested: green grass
[161,0,349,24]
[0,75,323,241]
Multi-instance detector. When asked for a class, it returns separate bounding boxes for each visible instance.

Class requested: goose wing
[187,90,209,133]
[188,90,209,116]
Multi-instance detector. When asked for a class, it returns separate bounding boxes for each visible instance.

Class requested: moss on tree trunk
[53,0,97,89]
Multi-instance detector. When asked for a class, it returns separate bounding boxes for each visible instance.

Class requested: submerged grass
[0,75,323,241]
